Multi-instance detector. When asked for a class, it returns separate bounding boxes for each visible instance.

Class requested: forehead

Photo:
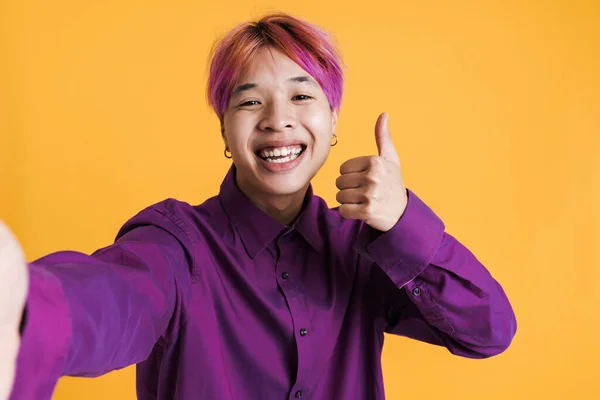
[237,47,310,83]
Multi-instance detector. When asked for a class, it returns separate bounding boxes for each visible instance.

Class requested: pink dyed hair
[207,13,344,121]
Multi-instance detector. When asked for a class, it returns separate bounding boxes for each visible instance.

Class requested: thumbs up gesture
[336,113,408,232]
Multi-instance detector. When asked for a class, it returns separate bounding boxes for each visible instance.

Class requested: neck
[236,178,308,226]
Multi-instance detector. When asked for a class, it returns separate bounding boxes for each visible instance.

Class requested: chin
[258,177,310,197]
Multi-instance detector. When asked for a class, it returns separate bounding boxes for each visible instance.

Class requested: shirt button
[412,287,421,296]
[295,390,303,398]
[281,272,289,280]
[299,328,308,336]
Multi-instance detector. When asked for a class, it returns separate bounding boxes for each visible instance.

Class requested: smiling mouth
[255,144,306,164]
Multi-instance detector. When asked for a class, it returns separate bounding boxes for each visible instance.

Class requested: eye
[238,100,261,107]
[292,95,314,101]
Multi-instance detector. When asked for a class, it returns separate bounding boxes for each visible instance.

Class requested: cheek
[224,116,252,150]
[303,109,334,142]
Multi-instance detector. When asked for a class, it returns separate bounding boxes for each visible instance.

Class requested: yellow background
[1,0,599,399]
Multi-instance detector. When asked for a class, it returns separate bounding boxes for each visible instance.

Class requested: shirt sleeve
[10,202,194,400]
[356,189,517,359]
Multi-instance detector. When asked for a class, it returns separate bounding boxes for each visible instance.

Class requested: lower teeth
[263,152,300,164]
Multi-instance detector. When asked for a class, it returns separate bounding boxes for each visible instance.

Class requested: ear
[220,119,228,148]
[331,110,338,135]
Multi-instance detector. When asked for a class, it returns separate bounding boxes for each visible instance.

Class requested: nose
[258,101,297,132]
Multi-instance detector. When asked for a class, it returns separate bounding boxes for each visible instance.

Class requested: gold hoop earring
[224,148,232,159]
[330,134,338,147]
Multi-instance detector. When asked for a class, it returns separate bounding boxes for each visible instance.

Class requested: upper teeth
[260,145,303,159]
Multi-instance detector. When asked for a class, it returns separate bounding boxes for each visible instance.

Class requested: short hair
[207,13,344,121]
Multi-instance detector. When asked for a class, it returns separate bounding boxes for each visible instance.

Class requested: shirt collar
[218,165,324,258]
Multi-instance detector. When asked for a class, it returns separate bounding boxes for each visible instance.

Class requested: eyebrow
[231,83,257,97]
[231,76,318,97]
[287,76,318,86]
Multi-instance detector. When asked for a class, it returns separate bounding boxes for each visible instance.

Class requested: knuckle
[369,156,384,169]
[365,187,377,201]
[367,157,378,168]
[362,203,374,217]
[365,173,379,185]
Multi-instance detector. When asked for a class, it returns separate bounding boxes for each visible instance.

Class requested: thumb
[374,112,399,164]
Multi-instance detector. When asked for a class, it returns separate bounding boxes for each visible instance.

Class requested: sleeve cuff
[354,189,445,288]
[11,263,72,400]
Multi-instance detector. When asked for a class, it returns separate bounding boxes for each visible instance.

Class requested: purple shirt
[11,166,516,399]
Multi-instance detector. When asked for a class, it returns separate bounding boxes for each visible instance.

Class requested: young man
[2,12,516,400]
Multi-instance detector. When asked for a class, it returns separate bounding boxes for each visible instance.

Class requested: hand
[0,221,28,400]
[336,112,408,232]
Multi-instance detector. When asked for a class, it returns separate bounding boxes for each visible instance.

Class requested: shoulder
[115,196,223,248]
[113,196,224,274]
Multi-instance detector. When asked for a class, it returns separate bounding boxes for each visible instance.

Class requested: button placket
[277,234,312,400]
